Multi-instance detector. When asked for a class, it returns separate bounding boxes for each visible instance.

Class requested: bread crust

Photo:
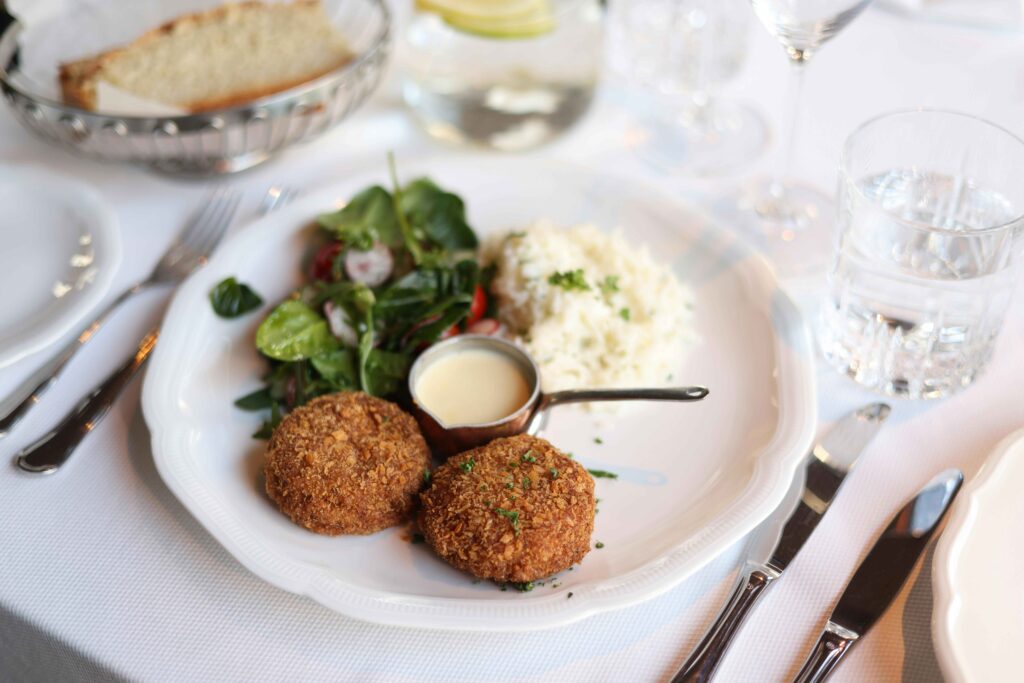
[58,0,350,113]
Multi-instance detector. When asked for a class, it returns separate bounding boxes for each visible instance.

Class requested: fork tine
[174,189,224,250]
[185,190,240,258]
[191,192,241,258]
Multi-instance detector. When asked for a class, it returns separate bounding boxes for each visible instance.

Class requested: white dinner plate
[933,428,1024,683]
[0,164,121,368]
[142,157,816,631]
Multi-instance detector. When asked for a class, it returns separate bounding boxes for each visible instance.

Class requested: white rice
[482,220,695,397]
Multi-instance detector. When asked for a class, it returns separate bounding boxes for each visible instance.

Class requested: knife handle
[792,622,859,683]
[671,562,780,683]
[15,330,157,474]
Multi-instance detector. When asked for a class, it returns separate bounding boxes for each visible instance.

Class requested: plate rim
[932,427,1024,683]
[0,163,121,369]
[142,157,817,631]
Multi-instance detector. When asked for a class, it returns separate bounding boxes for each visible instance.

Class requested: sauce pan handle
[541,386,709,410]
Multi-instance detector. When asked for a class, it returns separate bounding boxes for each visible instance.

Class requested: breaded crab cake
[419,434,595,583]
[265,392,431,535]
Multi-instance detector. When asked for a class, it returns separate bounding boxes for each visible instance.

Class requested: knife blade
[793,468,964,683]
[671,403,891,683]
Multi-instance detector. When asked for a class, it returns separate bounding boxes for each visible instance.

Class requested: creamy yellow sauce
[415,349,531,426]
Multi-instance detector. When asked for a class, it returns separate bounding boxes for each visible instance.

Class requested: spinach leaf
[210,277,263,318]
[362,349,411,397]
[400,178,478,252]
[310,348,358,388]
[255,300,338,361]
[316,186,402,249]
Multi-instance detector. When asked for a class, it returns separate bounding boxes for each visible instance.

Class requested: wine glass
[608,0,768,176]
[734,0,874,275]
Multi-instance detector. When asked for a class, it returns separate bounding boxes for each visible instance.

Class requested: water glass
[607,0,766,175]
[403,0,604,151]
[819,110,1024,399]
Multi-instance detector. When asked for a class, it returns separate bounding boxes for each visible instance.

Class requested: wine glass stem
[772,52,810,197]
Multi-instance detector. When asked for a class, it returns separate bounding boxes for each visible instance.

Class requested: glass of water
[607,0,767,176]
[403,0,604,151]
[819,109,1024,399]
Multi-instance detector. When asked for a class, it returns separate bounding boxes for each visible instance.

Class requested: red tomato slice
[467,285,487,325]
[310,242,342,282]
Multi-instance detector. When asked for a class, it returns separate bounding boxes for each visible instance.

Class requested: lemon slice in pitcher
[416,0,556,39]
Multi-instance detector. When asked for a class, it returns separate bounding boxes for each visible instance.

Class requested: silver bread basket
[0,0,390,177]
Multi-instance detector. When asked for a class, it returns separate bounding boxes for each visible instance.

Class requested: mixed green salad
[214,161,496,439]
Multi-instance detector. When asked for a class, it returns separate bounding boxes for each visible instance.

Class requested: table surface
[2,5,1023,682]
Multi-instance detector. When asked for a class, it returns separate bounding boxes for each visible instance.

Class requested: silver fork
[0,188,242,440]
[15,186,298,474]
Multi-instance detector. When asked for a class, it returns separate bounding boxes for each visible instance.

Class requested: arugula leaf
[387,154,426,265]
[400,178,478,252]
[255,300,339,361]
[234,388,273,411]
[252,402,283,440]
[316,186,403,249]
[210,277,263,318]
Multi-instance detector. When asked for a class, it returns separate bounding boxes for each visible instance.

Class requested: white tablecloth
[2,6,1023,682]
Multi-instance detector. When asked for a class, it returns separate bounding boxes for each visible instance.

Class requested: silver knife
[671,403,891,683]
[793,468,963,683]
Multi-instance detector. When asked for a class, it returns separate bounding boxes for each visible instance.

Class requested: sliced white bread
[60,1,352,113]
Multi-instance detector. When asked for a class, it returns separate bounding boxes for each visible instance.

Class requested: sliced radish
[323,301,358,347]
[344,242,393,287]
[467,318,501,335]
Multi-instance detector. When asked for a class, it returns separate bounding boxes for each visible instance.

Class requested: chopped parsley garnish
[522,476,531,490]
[521,450,537,463]
[460,457,475,473]
[505,482,515,490]
[595,541,605,549]
[411,533,425,544]
[594,437,603,444]
[423,469,431,485]
[598,275,620,294]
[512,581,535,592]
[588,469,619,479]
[494,507,521,535]
[548,269,590,291]
[549,467,560,480]
[567,592,574,599]
[619,307,631,321]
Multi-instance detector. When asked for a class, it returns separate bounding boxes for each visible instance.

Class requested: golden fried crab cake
[264,392,431,535]
[419,434,595,583]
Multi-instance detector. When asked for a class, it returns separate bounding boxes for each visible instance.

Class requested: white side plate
[142,157,816,631]
[0,164,121,368]
[933,428,1024,683]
